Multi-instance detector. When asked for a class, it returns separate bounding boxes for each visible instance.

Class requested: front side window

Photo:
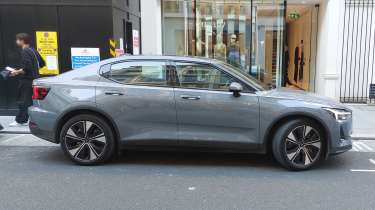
[175,62,238,91]
[109,61,168,86]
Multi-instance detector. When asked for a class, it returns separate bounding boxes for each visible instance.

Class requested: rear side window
[108,61,168,86]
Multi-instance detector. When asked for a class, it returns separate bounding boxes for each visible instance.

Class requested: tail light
[32,85,50,100]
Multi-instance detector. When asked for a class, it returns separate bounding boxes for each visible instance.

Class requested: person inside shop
[293,44,299,82]
[8,33,45,127]
[298,40,305,81]
[227,34,240,67]
[283,45,291,86]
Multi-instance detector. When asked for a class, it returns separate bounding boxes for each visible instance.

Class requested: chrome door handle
[180,95,201,100]
[105,91,124,96]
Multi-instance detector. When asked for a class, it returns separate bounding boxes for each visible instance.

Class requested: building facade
[143,0,286,89]
[141,0,375,104]
[0,0,141,115]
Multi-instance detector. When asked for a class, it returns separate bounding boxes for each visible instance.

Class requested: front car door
[96,60,178,145]
[172,61,260,149]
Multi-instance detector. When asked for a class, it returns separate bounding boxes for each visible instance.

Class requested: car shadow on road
[116,151,348,169]
[37,147,352,174]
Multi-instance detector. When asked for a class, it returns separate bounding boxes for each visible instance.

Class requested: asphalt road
[0,134,375,210]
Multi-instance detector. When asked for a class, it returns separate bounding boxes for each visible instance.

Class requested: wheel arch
[264,113,331,158]
[54,107,120,148]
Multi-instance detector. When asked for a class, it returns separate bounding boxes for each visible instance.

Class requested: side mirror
[229,82,243,97]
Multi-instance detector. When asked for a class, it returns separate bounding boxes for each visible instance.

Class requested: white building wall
[337,0,375,103]
[315,0,343,100]
[316,0,375,102]
[141,0,374,102]
[141,0,162,55]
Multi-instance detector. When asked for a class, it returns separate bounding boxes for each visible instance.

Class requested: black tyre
[60,114,116,165]
[272,119,325,171]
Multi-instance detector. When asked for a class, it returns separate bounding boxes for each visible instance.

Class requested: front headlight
[322,107,352,122]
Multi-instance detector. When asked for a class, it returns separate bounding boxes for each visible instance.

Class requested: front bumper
[328,118,353,156]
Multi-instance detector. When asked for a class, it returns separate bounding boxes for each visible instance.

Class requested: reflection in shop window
[176,63,237,91]
[162,0,285,88]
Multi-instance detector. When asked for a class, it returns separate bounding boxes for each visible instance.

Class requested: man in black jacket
[9,33,45,127]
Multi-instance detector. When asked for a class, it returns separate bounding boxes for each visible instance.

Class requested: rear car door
[96,60,178,145]
[172,62,260,148]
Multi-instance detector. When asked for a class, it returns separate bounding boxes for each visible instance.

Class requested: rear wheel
[60,114,116,165]
[272,119,325,171]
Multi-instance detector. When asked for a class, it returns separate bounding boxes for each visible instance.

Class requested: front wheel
[272,119,325,171]
[60,114,116,165]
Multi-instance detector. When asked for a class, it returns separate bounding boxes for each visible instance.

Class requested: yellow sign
[36,31,59,75]
[109,39,116,57]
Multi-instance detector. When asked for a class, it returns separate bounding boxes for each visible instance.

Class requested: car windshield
[217,61,269,91]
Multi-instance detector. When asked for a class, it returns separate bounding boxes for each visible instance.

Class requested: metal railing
[340,0,375,103]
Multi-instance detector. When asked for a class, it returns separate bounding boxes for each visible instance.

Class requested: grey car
[29,56,352,170]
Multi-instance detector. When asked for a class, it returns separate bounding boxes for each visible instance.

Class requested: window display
[162,0,285,88]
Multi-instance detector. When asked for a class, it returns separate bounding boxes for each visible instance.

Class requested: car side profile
[29,56,352,170]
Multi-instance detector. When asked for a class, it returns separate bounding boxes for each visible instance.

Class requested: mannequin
[195,9,204,56]
[227,34,240,67]
[214,33,227,61]
[293,44,299,82]
[298,40,305,81]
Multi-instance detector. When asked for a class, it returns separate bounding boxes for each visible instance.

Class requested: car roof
[100,55,220,65]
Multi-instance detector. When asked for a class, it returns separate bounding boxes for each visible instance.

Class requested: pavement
[0,116,30,134]
[349,104,375,140]
[1,103,375,139]
[1,134,375,210]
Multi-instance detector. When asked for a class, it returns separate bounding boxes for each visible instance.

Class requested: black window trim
[99,58,258,93]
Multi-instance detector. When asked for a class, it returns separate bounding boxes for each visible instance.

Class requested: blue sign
[71,48,100,69]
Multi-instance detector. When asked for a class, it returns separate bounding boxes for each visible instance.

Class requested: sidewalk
[0,104,374,139]
[0,116,30,134]
[347,104,375,140]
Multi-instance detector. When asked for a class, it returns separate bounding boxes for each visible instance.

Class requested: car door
[172,61,260,147]
[96,60,178,145]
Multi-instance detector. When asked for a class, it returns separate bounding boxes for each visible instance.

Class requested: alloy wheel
[64,120,107,161]
[285,125,322,167]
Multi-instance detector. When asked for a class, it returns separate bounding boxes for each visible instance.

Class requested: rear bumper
[29,122,57,143]
[28,106,59,144]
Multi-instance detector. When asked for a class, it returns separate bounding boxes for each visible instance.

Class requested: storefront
[161,0,286,88]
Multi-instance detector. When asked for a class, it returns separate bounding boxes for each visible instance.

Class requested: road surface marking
[351,145,359,152]
[357,142,373,151]
[188,186,196,191]
[350,159,375,173]
[351,169,375,172]
[351,141,375,153]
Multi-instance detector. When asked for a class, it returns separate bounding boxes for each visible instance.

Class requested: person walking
[9,33,45,127]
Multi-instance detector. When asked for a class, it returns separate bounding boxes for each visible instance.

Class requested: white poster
[71,48,100,69]
[132,30,140,55]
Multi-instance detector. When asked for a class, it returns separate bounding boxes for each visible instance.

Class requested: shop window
[175,63,237,91]
[162,0,285,88]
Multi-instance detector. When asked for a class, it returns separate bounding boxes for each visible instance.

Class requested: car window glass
[109,61,168,86]
[175,63,239,91]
